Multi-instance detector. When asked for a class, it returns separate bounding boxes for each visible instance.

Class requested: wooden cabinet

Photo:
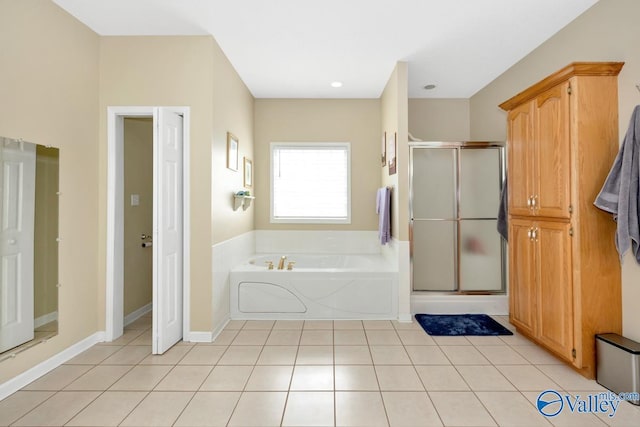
[507,83,571,218]
[509,218,573,361]
[500,62,623,378]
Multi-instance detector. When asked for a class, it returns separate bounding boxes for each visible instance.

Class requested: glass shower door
[458,148,503,292]
[411,148,457,291]
[410,143,505,293]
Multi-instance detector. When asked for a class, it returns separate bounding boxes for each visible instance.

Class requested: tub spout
[277,256,287,270]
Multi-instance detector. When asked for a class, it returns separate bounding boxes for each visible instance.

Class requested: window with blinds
[270,143,351,224]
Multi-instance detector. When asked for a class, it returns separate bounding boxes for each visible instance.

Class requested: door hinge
[572,348,576,359]
[569,227,574,237]
[567,86,572,95]
[568,205,573,214]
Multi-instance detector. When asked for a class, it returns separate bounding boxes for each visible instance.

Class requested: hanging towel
[497,179,508,241]
[594,105,640,264]
[376,187,391,244]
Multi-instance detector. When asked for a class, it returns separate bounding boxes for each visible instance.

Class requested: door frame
[105,106,191,342]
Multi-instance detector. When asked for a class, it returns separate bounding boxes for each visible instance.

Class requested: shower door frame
[409,141,506,294]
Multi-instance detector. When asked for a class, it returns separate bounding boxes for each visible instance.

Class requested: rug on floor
[415,313,513,336]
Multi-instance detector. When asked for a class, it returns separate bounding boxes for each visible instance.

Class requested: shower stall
[409,142,506,294]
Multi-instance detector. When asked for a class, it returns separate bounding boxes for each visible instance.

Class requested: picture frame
[243,157,253,188]
[227,132,239,171]
[387,131,397,175]
[381,131,387,166]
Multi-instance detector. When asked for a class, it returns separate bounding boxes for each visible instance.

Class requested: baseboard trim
[123,303,152,327]
[34,311,58,329]
[0,331,105,400]
[411,294,508,315]
[188,331,213,343]
[210,317,230,343]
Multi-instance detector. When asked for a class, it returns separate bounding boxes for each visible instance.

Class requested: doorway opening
[106,107,191,354]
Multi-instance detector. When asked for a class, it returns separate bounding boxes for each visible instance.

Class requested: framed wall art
[227,132,239,171]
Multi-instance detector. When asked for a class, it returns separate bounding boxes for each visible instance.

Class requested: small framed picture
[243,157,253,188]
[381,131,387,166]
[227,132,239,171]
[388,131,397,175]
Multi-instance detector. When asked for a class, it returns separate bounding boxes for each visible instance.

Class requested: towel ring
[636,84,640,93]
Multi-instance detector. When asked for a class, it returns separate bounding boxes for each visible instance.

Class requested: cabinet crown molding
[499,62,624,111]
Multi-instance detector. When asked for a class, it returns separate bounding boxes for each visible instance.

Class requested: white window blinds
[271,143,351,223]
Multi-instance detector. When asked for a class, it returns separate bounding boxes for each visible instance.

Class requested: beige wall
[99,35,255,333]
[34,146,59,319]
[123,118,153,317]
[0,0,99,383]
[98,35,216,333]
[253,99,381,231]
[469,0,640,341]
[212,40,255,243]
[408,99,470,141]
[381,62,409,241]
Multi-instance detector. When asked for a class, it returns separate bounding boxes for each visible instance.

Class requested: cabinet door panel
[508,219,536,336]
[507,102,535,216]
[536,221,574,362]
[535,84,571,218]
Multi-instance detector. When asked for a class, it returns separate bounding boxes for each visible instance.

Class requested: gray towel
[497,179,508,241]
[594,105,640,264]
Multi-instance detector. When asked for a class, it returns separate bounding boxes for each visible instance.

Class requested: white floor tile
[12,391,100,426]
[497,365,561,391]
[335,391,388,426]
[290,365,334,391]
[245,365,293,391]
[65,391,146,426]
[429,391,497,426]
[227,391,287,426]
[476,391,550,426]
[296,345,334,364]
[334,345,373,365]
[456,365,516,391]
[199,365,253,391]
[335,365,379,391]
[283,391,334,426]
[375,366,424,391]
[257,345,298,365]
[120,391,194,426]
[382,391,443,427]
[415,365,469,391]
[174,391,241,426]
[440,345,491,365]
[0,391,55,426]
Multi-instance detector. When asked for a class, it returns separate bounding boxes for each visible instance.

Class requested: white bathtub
[230,254,398,320]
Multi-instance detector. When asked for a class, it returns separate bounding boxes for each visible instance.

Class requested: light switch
[130,194,140,206]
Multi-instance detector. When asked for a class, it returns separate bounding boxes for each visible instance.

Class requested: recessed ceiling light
[331,81,343,88]
[423,84,436,90]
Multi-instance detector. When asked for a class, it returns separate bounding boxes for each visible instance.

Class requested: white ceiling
[52,0,598,99]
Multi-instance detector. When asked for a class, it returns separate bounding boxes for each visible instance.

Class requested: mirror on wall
[0,137,59,359]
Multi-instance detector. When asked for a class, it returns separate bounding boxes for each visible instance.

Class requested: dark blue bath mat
[415,314,513,336]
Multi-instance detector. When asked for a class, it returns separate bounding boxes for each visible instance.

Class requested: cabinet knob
[531,195,538,208]
[527,196,532,208]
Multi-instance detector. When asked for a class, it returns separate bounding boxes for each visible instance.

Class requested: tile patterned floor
[2,314,640,426]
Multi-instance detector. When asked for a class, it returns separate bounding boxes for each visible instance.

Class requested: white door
[0,139,36,353]
[152,109,184,354]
